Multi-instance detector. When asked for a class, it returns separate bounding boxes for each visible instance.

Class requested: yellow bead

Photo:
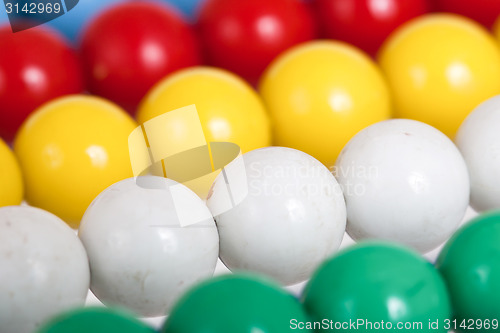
[14,95,137,228]
[379,14,500,138]
[259,41,391,168]
[0,138,23,207]
[137,67,271,153]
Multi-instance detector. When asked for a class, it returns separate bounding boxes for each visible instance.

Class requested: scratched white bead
[0,206,89,333]
[335,119,470,253]
[207,147,346,286]
[456,95,500,212]
[78,176,219,317]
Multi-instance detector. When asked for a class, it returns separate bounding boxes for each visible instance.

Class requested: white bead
[207,147,346,285]
[456,95,500,212]
[0,206,89,333]
[335,119,469,253]
[79,176,219,317]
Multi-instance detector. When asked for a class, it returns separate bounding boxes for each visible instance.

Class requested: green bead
[436,211,500,332]
[302,242,451,333]
[162,274,313,333]
[36,307,155,333]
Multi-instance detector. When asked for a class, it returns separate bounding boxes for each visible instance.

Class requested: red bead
[435,0,500,28]
[314,0,429,56]
[198,0,317,85]
[0,26,83,142]
[80,2,201,113]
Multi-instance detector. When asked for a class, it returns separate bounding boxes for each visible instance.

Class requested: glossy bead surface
[0,26,83,142]
[379,14,500,138]
[314,0,429,56]
[162,274,313,333]
[36,307,155,333]
[335,119,469,253]
[137,67,271,153]
[0,138,23,207]
[435,0,500,28]
[207,147,346,285]
[79,176,219,317]
[198,0,316,84]
[14,95,136,227]
[303,242,451,333]
[436,211,500,331]
[0,206,90,333]
[259,41,391,167]
[456,95,500,212]
[81,2,201,112]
